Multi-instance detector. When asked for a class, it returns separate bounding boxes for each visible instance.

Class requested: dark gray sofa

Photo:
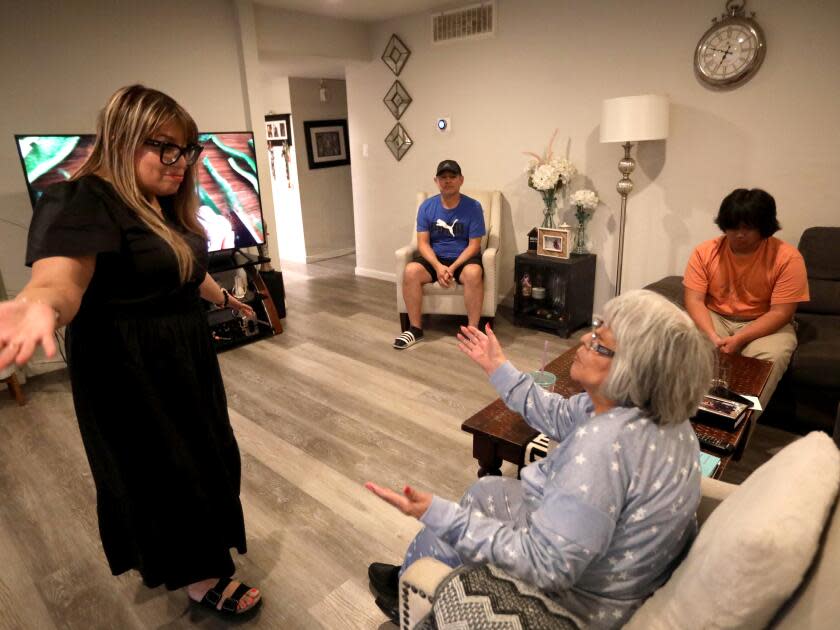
[643,227,840,433]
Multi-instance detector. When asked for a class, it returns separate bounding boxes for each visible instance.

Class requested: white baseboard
[305,247,355,263]
[355,267,396,282]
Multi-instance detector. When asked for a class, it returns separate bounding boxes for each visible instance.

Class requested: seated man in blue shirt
[393,160,486,349]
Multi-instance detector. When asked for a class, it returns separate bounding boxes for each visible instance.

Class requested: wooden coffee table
[461,346,772,480]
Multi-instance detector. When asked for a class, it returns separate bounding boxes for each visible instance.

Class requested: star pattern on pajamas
[408,361,704,630]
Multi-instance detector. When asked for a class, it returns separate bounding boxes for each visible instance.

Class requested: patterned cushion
[524,433,551,465]
[418,564,581,629]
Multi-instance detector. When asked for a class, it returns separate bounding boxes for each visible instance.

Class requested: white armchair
[395,190,502,331]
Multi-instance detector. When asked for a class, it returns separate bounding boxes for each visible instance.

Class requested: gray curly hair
[599,290,715,426]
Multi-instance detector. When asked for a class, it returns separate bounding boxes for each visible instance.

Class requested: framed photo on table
[537,227,570,259]
[303,119,350,170]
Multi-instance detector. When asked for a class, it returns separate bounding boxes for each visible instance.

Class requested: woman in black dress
[0,85,262,616]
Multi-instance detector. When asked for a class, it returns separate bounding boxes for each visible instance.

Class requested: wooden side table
[690,353,771,477]
[461,347,580,476]
[513,252,595,337]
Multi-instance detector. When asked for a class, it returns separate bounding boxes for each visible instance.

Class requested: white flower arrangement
[570,189,599,211]
[524,131,577,227]
[528,159,576,191]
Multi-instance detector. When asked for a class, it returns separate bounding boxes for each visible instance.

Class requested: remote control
[696,431,735,454]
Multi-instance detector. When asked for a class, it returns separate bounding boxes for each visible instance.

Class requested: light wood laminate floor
[0,255,796,629]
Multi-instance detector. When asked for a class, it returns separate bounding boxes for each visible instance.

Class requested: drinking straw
[541,340,548,373]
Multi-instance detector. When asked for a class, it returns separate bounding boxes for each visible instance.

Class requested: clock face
[695,17,766,87]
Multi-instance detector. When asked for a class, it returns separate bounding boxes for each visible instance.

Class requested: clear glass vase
[541,204,555,228]
[573,209,590,254]
[541,191,557,228]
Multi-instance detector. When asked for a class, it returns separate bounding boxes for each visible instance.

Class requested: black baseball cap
[435,159,462,176]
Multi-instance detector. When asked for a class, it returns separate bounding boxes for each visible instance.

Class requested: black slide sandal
[194,578,262,617]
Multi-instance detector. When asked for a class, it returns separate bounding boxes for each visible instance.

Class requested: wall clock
[694,0,766,88]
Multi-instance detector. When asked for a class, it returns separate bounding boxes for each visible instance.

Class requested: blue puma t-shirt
[417,194,486,260]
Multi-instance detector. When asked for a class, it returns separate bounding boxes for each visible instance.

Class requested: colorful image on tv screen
[14,132,265,252]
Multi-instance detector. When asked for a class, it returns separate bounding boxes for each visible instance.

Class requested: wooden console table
[461,346,771,479]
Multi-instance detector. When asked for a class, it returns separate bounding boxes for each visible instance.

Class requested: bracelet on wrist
[218,289,230,308]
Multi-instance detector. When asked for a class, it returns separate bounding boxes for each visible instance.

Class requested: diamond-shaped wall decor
[383,81,412,120]
[385,123,413,161]
[381,34,410,76]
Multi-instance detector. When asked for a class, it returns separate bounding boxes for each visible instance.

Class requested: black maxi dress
[25,174,246,590]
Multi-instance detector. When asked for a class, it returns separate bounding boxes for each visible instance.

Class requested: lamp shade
[600,94,669,143]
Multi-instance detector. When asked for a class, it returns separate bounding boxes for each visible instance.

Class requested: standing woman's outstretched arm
[0,255,94,369]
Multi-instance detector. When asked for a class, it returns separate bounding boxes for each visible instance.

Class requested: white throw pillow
[626,431,840,630]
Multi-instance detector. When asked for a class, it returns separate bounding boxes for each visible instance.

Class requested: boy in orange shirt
[683,189,809,410]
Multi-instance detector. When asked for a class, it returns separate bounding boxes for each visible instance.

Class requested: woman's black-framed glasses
[586,316,616,358]
[144,139,203,166]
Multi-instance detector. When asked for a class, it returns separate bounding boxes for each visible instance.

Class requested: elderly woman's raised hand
[457,324,507,376]
[0,300,57,371]
[365,482,432,519]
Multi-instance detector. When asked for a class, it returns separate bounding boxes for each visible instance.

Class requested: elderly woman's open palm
[365,482,432,519]
[0,300,57,370]
[457,324,507,375]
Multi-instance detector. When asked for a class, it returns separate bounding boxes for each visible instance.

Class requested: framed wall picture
[537,227,570,259]
[303,119,350,170]
[265,113,291,147]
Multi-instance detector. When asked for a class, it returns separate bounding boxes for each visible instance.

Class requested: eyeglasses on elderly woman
[584,316,615,358]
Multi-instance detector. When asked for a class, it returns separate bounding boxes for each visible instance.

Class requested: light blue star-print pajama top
[402,362,702,628]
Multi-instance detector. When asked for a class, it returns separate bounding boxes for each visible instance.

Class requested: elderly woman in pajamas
[366,290,715,628]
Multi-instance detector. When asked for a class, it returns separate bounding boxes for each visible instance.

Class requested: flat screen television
[14,131,266,253]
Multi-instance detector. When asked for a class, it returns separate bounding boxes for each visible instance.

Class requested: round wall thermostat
[436,117,451,133]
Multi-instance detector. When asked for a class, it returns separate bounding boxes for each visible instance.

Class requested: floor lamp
[600,94,669,296]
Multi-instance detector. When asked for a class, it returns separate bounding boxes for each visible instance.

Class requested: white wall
[254,5,371,61]
[261,76,308,262]
[253,5,372,263]
[289,78,355,260]
[0,0,256,295]
[347,0,840,311]
[263,77,293,113]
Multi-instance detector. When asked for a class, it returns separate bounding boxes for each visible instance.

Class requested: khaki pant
[708,311,797,413]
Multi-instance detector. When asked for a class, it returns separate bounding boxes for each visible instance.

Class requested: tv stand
[208,248,264,272]
[206,250,284,352]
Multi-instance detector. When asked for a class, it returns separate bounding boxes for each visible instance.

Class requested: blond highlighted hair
[74,84,204,282]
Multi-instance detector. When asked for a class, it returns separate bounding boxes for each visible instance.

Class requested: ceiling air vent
[431,2,495,44]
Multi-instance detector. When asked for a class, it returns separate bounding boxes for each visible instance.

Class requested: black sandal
[194,577,262,616]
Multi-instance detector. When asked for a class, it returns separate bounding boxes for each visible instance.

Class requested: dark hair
[714,188,780,238]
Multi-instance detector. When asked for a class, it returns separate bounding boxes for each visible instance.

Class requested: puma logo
[435,218,459,237]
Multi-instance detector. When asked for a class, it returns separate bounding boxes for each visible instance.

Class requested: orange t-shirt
[683,236,809,319]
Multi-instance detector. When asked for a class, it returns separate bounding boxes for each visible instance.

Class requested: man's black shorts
[411,254,483,284]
